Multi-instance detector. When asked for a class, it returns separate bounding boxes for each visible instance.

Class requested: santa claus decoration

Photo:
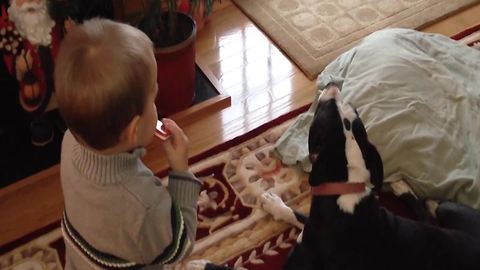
[0,0,116,183]
[1,0,62,146]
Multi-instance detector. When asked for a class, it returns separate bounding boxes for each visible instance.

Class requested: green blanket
[276,28,480,208]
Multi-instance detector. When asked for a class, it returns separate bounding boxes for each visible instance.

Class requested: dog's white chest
[337,191,370,214]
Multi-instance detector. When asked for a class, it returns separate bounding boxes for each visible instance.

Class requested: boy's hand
[160,118,189,172]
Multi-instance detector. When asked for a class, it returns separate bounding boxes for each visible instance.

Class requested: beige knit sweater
[60,130,201,269]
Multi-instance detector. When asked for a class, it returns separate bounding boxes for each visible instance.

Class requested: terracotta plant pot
[155,12,197,117]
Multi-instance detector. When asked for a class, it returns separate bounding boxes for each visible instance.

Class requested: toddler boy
[55,18,201,269]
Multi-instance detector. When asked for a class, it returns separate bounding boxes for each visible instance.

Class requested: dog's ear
[365,143,383,191]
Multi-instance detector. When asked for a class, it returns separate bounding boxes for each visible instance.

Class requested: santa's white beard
[8,1,55,46]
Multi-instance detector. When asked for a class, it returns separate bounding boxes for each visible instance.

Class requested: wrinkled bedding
[276,28,480,209]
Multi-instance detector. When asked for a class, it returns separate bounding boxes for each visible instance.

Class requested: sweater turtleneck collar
[71,138,147,185]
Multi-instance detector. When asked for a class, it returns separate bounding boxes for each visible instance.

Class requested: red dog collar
[311,182,366,196]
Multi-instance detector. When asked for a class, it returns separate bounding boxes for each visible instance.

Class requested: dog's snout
[325,84,340,96]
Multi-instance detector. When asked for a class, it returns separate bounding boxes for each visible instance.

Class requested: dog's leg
[283,243,314,270]
[435,201,480,238]
[261,192,306,229]
[390,180,429,222]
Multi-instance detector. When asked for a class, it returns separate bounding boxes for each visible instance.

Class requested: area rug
[0,106,410,270]
[1,28,479,270]
[231,0,480,79]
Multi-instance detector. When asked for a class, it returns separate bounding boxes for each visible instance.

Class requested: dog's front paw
[261,192,304,229]
[261,192,290,220]
[186,259,210,270]
[391,180,417,198]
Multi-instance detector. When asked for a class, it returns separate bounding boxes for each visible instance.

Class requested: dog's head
[308,84,383,191]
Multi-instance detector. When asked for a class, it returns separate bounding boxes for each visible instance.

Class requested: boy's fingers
[161,118,180,135]
[158,119,189,172]
[161,138,174,152]
[161,118,187,143]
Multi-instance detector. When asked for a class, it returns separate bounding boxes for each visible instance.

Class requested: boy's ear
[123,115,141,147]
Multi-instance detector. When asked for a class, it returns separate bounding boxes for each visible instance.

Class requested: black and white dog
[191,84,480,270]
[261,84,480,270]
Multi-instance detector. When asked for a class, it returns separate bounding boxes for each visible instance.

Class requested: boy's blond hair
[55,18,154,150]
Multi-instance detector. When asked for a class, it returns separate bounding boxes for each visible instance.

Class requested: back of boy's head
[55,18,154,150]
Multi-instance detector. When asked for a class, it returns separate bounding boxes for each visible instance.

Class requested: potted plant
[114,0,218,116]
[177,0,215,31]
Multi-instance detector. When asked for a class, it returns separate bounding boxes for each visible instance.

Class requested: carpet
[0,106,412,270]
[1,27,479,269]
[231,0,480,79]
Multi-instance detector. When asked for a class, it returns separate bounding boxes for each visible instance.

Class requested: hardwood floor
[1,0,479,247]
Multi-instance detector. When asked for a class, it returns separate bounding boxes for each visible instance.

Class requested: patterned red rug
[1,27,479,269]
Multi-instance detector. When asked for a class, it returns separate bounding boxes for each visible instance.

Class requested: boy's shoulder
[61,129,171,212]
[120,175,171,211]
